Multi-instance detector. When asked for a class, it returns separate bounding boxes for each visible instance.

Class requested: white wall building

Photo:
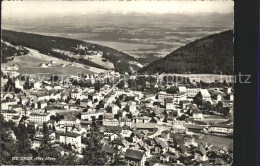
[29,112,51,123]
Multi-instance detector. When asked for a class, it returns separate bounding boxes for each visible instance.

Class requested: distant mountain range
[138,30,234,75]
[2,30,233,75]
[1,30,141,73]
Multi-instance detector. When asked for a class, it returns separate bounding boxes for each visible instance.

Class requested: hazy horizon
[2,1,233,63]
[2,1,233,20]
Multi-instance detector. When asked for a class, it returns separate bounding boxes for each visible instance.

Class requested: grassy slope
[139,30,234,75]
[1,30,139,73]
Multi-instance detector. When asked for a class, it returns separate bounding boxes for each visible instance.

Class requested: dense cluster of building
[1,69,234,165]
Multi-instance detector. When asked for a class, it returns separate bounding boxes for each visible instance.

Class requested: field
[195,133,233,149]
[1,47,107,75]
[85,40,157,52]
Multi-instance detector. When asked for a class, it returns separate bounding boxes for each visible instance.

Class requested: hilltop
[139,30,234,75]
[1,30,141,73]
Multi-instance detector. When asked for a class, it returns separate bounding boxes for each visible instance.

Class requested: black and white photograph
[0,0,237,165]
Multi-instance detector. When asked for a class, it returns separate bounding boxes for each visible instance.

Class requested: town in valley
[1,65,233,165]
[1,1,234,165]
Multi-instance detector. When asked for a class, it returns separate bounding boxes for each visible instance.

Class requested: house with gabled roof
[194,145,208,162]
[187,105,204,120]
[125,149,147,166]
[160,153,171,163]
[102,144,115,156]
[196,89,212,103]
[57,131,82,153]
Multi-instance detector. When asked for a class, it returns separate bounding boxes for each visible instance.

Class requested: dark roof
[161,153,170,158]
[154,137,168,149]
[188,105,202,114]
[125,149,144,160]
[210,124,233,129]
[30,112,49,116]
[165,98,173,103]
[57,131,81,138]
[185,125,205,130]
[102,126,122,133]
[193,108,202,114]
[2,110,17,113]
[12,115,20,120]
[122,125,131,130]
[132,123,156,129]
[133,131,145,139]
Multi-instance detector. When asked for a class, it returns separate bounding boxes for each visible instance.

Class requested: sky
[2,1,234,20]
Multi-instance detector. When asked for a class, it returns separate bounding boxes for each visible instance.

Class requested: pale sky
[2,1,234,20]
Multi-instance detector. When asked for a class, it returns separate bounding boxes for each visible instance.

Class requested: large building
[81,109,105,121]
[1,99,17,110]
[186,88,201,98]
[2,109,20,121]
[29,112,51,123]
[208,124,233,134]
[158,91,174,103]
[172,92,187,104]
[103,113,119,126]
[58,131,82,152]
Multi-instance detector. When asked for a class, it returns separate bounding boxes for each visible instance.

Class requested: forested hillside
[139,30,234,75]
[2,30,140,73]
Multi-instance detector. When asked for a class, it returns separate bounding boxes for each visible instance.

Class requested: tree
[215,101,224,113]
[91,116,97,130]
[117,80,125,89]
[202,101,213,111]
[94,82,101,91]
[127,113,133,119]
[75,99,80,106]
[194,93,203,107]
[220,107,230,116]
[115,98,121,108]
[36,144,60,165]
[76,113,81,119]
[60,115,64,119]
[67,143,72,150]
[58,153,78,165]
[106,106,112,113]
[14,123,32,155]
[50,115,56,121]
[166,86,178,94]
[80,132,108,165]
[42,122,49,144]
[149,112,156,118]
[0,115,20,165]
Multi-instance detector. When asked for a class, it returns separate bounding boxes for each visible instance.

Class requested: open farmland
[195,133,233,149]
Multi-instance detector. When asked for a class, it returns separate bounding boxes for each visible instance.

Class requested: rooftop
[132,123,156,129]
[57,131,81,138]
[164,98,173,103]
[125,149,144,160]
[199,89,211,97]
[30,112,49,116]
